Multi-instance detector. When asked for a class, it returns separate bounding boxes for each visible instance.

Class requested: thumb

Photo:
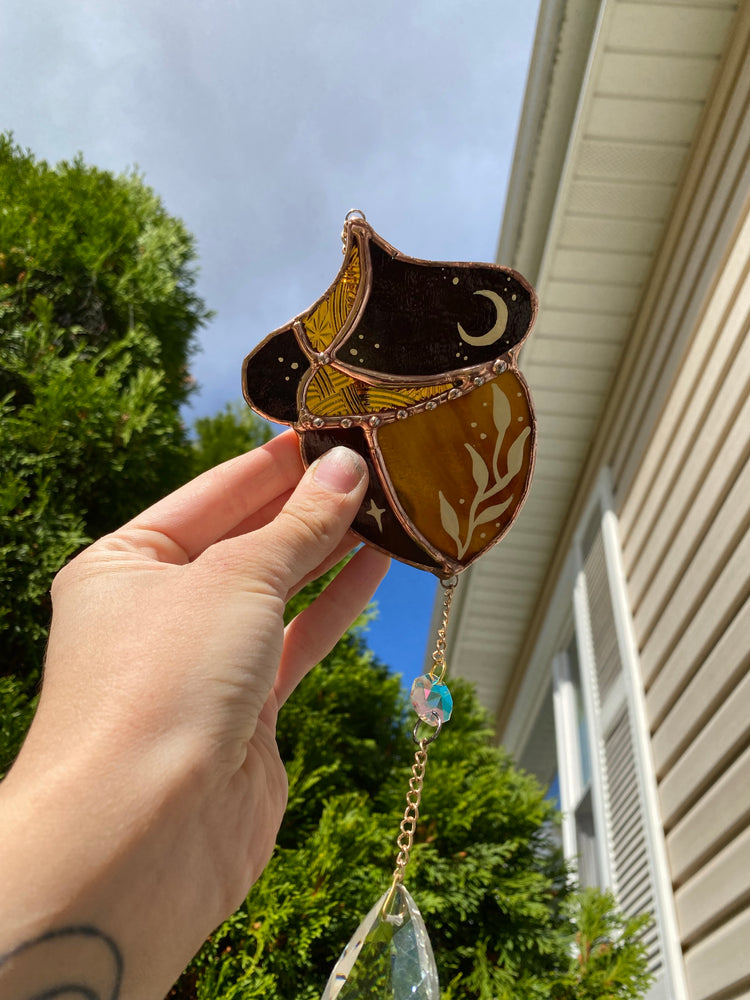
[249,445,369,595]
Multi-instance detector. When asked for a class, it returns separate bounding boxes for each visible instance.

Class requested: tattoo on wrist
[0,926,123,999]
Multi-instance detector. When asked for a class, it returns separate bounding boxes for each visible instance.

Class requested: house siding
[606,6,750,997]
[444,2,748,995]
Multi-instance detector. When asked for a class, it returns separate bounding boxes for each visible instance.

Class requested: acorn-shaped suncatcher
[243,212,537,578]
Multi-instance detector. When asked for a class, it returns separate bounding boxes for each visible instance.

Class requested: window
[507,471,688,1000]
[553,636,601,889]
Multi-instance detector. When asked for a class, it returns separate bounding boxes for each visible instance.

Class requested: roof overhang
[439,0,738,728]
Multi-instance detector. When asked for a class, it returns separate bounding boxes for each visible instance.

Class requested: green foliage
[173,647,652,1000]
[0,310,191,681]
[0,133,210,408]
[0,674,38,779]
[0,134,209,699]
[189,401,273,478]
[558,888,653,1000]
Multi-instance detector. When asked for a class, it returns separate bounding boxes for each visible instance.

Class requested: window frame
[504,468,688,1000]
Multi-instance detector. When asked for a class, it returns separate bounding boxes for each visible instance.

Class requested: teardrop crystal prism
[321,883,439,1000]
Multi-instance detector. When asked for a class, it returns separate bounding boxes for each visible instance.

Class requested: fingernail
[314,447,366,493]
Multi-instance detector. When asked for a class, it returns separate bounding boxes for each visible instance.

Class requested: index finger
[124,429,304,561]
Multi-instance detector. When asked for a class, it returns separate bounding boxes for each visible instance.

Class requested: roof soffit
[446,0,739,727]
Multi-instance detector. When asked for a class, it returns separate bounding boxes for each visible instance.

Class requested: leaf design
[438,490,461,550]
[474,496,513,525]
[505,425,531,480]
[492,382,511,440]
[465,442,489,493]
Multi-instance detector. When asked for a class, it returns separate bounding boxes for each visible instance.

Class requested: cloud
[1,0,539,678]
[2,0,539,416]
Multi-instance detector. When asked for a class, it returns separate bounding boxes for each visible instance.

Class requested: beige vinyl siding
[609,7,750,998]
[445,2,747,995]
[451,0,740,726]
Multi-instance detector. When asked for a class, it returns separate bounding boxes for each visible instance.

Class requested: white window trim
[571,561,616,890]
[597,471,688,1000]
[505,467,688,1000]
[551,649,581,867]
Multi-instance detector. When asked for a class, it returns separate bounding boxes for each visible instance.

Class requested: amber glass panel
[305,366,369,416]
[377,371,534,566]
[304,365,455,418]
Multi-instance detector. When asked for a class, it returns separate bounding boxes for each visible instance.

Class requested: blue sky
[2,0,539,684]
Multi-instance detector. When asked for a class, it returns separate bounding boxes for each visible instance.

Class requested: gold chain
[392,739,429,883]
[430,577,457,683]
[381,737,431,916]
[381,576,458,917]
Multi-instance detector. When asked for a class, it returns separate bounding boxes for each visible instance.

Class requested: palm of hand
[4,432,388,998]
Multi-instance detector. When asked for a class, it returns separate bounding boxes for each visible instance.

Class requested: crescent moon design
[457,289,509,347]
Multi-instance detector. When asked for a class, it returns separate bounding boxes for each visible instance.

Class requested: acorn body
[243,217,537,577]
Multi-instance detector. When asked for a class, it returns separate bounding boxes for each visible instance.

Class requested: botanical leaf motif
[492,382,511,440]
[465,442,489,493]
[438,490,461,549]
[505,425,531,480]
[474,496,513,525]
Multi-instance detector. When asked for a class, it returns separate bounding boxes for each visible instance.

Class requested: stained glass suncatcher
[242,213,538,578]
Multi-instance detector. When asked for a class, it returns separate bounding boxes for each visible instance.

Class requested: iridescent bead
[410,674,453,724]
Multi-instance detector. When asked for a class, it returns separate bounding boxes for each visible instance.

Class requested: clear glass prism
[410,674,453,723]
[321,883,439,999]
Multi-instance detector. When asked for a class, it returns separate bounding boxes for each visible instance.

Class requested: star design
[365,498,386,532]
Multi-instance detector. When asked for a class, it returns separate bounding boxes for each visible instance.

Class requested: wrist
[0,723,214,999]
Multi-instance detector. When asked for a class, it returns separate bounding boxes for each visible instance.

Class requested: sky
[2,0,540,685]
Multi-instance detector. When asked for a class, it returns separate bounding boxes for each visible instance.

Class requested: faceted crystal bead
[321,884,438,1000]
[410,674,453,724]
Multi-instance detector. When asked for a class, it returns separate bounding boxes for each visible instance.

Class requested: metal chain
[430,577,457,683]
[381,576,458,916]
[392,740,429,883]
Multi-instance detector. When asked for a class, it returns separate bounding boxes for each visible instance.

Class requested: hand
[0,431,389,999]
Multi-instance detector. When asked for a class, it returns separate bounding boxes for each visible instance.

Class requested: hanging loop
[341,209,366,251]
[412,713,442,746]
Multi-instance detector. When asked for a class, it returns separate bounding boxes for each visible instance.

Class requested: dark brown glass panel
[300,426,444,573]
[334,236,534,377]
[242,327,309,425]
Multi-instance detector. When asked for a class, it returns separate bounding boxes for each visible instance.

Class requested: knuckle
[277,499,335,550]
